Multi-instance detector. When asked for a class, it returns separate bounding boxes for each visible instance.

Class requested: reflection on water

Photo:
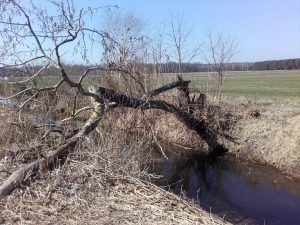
[150,149,300,225]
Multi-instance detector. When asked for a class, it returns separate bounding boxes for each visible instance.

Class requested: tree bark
[143,80,190,98]
[0,138,78,197]
[95,86,226,152]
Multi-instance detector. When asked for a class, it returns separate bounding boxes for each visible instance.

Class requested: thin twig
[9,63,49,84]
[61,106,94,123]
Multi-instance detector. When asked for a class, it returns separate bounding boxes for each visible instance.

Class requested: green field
[181,70,300,99]
[3,70,300,100]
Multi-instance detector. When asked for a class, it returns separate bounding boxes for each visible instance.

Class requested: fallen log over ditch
[0,79,226,197]
[95,86,226,152]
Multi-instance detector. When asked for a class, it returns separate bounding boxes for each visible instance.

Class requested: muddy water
[150,149,300,225]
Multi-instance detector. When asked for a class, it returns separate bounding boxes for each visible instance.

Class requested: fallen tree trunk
[143,79,191,98]
[0,138,78,196]
[0,79,226,197]
[95,86,226,152]
[0,96,108,197]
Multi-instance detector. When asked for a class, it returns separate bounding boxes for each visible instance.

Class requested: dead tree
[168,14,201,77]
[0,0,228,197]
[204,31,238,100]
[0,78,227,196]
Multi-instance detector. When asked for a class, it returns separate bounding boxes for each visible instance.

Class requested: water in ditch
[0,96,16,105]
[149,148,300,225]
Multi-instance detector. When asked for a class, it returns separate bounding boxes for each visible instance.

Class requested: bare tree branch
[143,79,191,98]
[0,56,46,68]
[204,31,238,100]
[61,106,93,123]
[9,63,49,84]
[9,0,55,64]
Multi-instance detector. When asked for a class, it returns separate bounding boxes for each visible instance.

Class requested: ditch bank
[228,100,300,178]
[154,99,300,178]
[149,147,300,225]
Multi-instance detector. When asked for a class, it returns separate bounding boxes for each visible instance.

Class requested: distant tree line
[158,58,300,73]
[0,64,95,78]
[1,58,299,78]
[251,58,300,70]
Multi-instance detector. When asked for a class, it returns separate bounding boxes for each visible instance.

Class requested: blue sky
[84,0,300,62]
[7,0,299,64]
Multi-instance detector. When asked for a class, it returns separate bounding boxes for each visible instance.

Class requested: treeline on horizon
[1,58,300,78]
[161,58,300,73]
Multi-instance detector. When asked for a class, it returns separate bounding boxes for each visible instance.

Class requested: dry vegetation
[0,1,299,224]
[227,98,300,177]
[0,103,228,225]
[0,82,299,225]
[0,77,298,224]
[125,94,300,178]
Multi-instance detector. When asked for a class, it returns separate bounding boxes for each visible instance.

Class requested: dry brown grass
[154,113,207,150]
[226,98,300,177]
[0,105,228,225]
[0,161,228,224]
[151,96,240,151]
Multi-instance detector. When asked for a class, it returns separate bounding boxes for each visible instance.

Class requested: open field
[181,70,300,99]
[3,70,299,100]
